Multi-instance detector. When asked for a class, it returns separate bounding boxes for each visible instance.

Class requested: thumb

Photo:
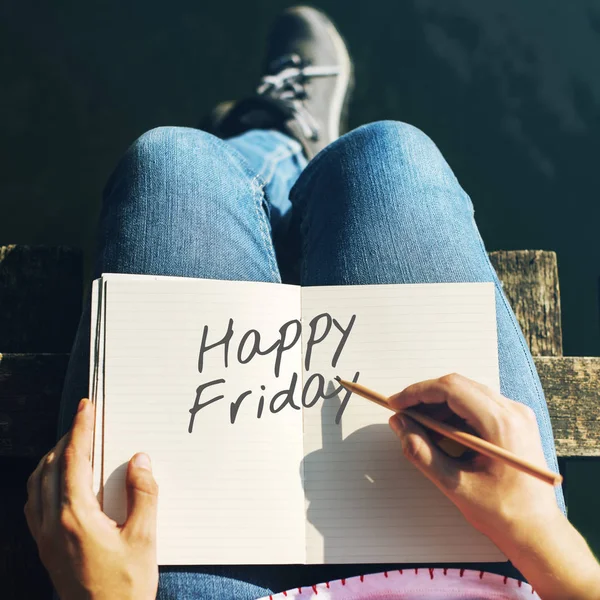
[123,453,158,546]
[390,414,458,491]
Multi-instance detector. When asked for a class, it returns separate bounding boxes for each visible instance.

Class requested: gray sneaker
[204,6,353,160]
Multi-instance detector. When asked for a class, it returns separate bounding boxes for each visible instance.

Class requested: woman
[25,6,600,599]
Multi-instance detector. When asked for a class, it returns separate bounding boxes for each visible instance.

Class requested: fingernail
[133,453,151,470]
[77,399,88,413]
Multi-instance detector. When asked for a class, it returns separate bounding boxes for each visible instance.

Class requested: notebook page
[93,275,199,498]
[301,283,505,563]
[101,276,305,564]
[93,273,222,498]
[89,279,100,405]
[92,275,121,500]
[89,279,104,497]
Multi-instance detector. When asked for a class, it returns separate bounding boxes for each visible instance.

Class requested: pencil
[334,376,563,487]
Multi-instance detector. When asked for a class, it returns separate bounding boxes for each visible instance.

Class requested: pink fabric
[258,569,541,599]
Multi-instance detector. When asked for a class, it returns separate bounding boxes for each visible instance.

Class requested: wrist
[497,506,566,554]
[496,510,600,600]
[477,502,564,555]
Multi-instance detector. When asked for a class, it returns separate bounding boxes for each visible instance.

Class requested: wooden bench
[1,245,599,598]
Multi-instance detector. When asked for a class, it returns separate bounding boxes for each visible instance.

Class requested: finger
[411,402,454,422]
[122,453,158,548]
[40,435,69,527]
[25,449,50,537]
[402,404,467,454]
[388,374,502,436]
[389,413,458,492]
[61,399,96,506]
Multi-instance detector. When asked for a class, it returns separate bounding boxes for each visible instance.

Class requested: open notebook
[90,274,505,565]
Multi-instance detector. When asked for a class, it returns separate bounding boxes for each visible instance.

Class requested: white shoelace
[256,54,340,140]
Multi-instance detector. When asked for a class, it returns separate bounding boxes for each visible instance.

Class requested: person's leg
[227,129,307,237]
[59,126,305,432]
[283,120,565,587]
[59,125,304,600]
[227,129,308,282]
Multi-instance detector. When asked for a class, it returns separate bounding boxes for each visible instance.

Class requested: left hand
[24,398,159,600]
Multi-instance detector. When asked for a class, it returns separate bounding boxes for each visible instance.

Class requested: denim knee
[330,120,449,179]
[97,125,280,282]
[294,120,471,217]
[343,120,441,160]
[128,125,221,162]
[102,126,255,209]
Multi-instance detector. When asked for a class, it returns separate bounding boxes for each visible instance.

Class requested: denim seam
[290,172,315,285]
[475,228,559,472]
[253,144,304,281]
[194,132,280,281]
[258,129,304,160]
[193,129,272,194]
[290,138,340,203]
[488,256,564,515]
[298,195,310,285]
[289,150,332,284]
[256,146,298,185]
[250,174,281,282]
[487,258,547,411]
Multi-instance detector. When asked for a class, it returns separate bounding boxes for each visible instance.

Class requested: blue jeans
[59,121,566,599]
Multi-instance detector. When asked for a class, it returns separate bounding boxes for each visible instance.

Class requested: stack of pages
[90,274,505,565]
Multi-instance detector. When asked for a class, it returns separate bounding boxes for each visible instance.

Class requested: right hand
[387,373,563,550]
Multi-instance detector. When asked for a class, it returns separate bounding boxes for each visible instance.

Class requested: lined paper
[301,283,505,563]
[89,279,104,497]
[99,276,305,564]
[91,276,506,565]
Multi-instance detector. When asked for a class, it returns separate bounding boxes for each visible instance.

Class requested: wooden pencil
[335,376,563,487]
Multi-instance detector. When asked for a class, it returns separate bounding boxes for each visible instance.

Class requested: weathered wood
[0,245,83,352]
[534,356,600,457]
[1,352,598,459]
[489,250,563,357]
[0,353,69,457]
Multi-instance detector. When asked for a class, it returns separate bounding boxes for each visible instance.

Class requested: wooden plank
[489,250,563,356]
[0,353,68,458]
[535,356,600,457]
[0,245,82,352]
[1,353,598,458]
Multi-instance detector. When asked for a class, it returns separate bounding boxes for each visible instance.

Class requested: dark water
[2,0,599,355]
[1,0,599,550]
